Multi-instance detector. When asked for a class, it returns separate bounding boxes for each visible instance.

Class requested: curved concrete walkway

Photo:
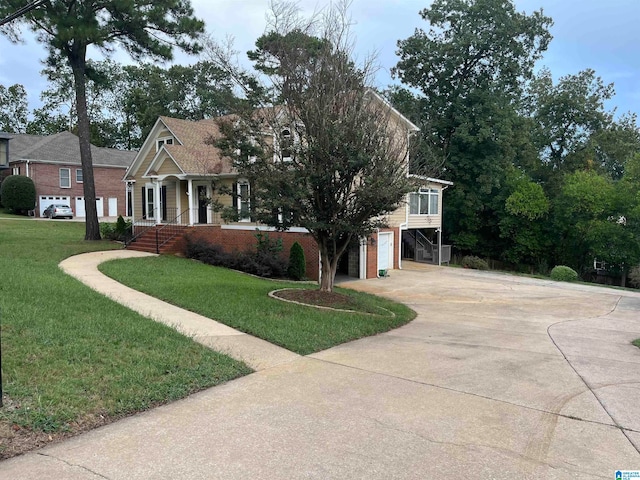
[2,257,640,479]
[59,250,300,371]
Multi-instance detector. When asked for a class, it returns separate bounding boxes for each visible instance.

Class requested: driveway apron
[1,260,639,479]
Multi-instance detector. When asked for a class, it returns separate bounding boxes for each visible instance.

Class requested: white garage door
[39,195,71,217]
[377,232,393,273]
[75,196,104,218]
[108,197,118,216]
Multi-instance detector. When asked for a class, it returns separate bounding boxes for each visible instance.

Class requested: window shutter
[232,182,238,211]
[141,187,146,219]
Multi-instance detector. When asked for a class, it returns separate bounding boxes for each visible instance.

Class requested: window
[156,137,174,151]
[146,187,155,219]
[280,128,292,161]
[238,181,250,221]
[12,166,20,176]
[409,188,439,215]
[76,168,83,183]
[59,168,71,188]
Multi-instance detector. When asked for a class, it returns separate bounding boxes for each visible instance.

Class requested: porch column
[438,228,442,266]
[155,181,162,223]
[188,179,194,226]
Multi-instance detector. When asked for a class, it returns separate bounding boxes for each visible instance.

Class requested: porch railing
[414,230,433,262]
[402,229,452,265]
[154,208,191,253]
[125,212,157,247]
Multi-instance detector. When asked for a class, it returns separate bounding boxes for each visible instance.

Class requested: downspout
[439,185,449,266]
[359,237,367,279]
[398,222,407,270]
[26,159,30,178]
[376,228,382,278]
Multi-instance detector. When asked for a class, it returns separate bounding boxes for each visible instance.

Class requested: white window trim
[409,188,439,216]
[156,136,174,152]
[76,168,83,183]
[237,180,250,222]
[12,166,20,176]
[274,127,298,162]
[59,168,71,188]
[145,183,155,220]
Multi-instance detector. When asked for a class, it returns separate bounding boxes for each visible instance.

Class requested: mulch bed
[273,289,363,311]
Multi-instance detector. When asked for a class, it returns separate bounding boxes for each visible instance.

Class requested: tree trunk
[319,248,335,292]
[69,44,101,240]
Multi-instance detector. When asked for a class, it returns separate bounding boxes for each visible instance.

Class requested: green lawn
[100,256,416,355]
[0,217,250,457]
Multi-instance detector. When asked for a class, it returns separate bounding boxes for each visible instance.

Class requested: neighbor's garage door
[39,195,71,217]
[75,196,104,218]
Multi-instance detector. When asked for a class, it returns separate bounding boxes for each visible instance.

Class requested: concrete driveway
[1,262,639,479]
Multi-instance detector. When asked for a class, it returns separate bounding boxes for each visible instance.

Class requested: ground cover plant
[0,218,250,459]
[99,256,416,355]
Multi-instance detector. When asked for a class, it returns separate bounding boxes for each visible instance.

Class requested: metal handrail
[154,208,191,253]
[125,213,157,247]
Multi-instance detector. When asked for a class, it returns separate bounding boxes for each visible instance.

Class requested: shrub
[461,255,489,270]
[287,241,306,280]
[550,265,578,282]
[100,216,132,241]
[0,175,36,214]
[255,231,283,256]
[185,236,288,278]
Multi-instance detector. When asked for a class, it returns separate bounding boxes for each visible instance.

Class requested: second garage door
[75,196,104,218]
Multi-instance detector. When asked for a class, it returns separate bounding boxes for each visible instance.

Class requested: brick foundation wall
[184,226,320,281]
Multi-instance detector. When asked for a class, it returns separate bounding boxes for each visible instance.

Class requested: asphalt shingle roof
[4,131,136,168]
[159,117,235,175]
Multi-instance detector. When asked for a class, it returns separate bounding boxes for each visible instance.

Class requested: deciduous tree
[393,0,552,253]
[0,83,28,133]
[211,3,417,292]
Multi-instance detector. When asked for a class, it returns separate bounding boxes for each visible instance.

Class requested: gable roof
[158,117,234,175]
[126,94,420,180]
[4,131,136,168]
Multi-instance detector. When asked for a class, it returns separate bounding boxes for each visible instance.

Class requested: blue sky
[1,0,639,118]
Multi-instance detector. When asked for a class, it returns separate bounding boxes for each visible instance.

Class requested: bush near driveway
[0,175,36,214]
[550,265,579,282]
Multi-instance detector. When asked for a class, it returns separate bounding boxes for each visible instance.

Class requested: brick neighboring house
[124,92,453,282]
[1,131,136,218]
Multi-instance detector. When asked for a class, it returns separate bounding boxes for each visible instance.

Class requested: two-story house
[123,98,452,282]
[3,131,136,218]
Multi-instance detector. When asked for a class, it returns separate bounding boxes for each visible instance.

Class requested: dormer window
[156,137,174,151]
[280,128,292,162]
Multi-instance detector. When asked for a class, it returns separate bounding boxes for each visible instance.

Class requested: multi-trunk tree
[211,4,418,292]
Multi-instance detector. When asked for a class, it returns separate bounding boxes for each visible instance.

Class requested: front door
[197,185,207,224]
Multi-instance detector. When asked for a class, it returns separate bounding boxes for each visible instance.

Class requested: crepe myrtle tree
[211,4,418,292]
[0,0,204,239]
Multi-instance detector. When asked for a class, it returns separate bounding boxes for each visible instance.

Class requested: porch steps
[126,226,189,254]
